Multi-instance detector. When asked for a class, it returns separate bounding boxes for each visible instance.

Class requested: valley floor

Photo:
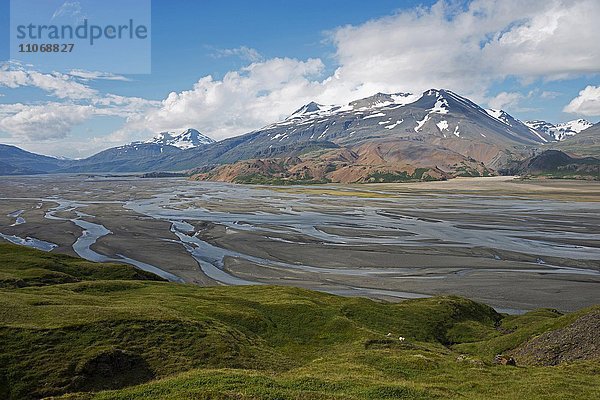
[0,175,599,313]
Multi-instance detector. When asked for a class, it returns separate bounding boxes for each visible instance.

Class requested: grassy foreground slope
[0,243,164,288]
[0,243,598,399]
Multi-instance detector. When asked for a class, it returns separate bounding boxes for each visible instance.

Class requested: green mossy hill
[0,244,598,399]
[0,243,164,288]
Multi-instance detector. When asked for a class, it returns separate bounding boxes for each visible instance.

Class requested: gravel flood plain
[1,175,598,312]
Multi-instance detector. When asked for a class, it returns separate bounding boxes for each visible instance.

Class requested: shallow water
[126,183,600,261]
[42,200,184,282]
[0,232,57,251]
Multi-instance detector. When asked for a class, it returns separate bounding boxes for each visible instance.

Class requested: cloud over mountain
[123,0,600,141]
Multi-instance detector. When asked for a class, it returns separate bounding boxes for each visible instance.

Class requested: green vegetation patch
[234,173,331,185]
[366,168,444,183]
[0,243,163,288]
[0,245,598,399]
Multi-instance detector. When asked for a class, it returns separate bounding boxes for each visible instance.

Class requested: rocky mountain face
[0,129,216,175]
[0,160,41,175]
[154,89,553,181]
[241,89,551,155]
[190,144,488,184]
[58,143,183,173]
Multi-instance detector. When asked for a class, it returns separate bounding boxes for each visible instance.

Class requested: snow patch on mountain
[524,120,554,134]
[553,119,593,140]
[529,128,549,143]
[486,109,513,126]
[559,119,593,133]
[281,92,420,127]
[363,112,386,119]
[415,115,430,132]
[350,92,418,109]
[436,120,449,132]
[430,97,449,114]
[289,102,336,118]
[390,92,420,106]
[453,124,460,137]
[385,119,403,130]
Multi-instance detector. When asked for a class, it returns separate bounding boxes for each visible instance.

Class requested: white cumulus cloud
[68,70,130,81]
[0,103,94,140]
[327,0,600,98]
[0,64,98,100]
[0,64,158,143]
[487,92,524,110]
[564,86,600,116]
[121,57,325,140]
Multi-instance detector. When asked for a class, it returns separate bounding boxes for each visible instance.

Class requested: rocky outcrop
[511,311,600,366]
[500,150,600,179]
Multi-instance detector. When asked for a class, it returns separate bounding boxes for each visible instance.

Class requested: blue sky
[129,1,428,98]
[0,0,599,157]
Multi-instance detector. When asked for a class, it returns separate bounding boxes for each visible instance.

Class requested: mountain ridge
[525,118,593,141]
[1,90,598,178]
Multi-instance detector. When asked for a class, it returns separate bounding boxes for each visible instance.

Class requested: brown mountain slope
[192,141,492,184]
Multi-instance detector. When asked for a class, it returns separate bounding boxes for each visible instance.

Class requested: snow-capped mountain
[261,89,550,146]
[289,102,328,117]
[156,88,557,173]
[524,119,593,141]
[55,129,215,173]
[348,92,420,109]
[554,122,600,157]
[485,109,514,126]
[186,89,547,182]
[146,129,215,149]
[553,119,593,140]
